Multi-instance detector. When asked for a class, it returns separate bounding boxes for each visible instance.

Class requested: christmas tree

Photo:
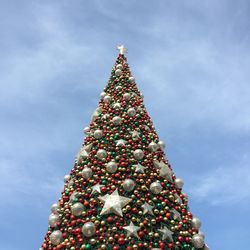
[41,46,209,250]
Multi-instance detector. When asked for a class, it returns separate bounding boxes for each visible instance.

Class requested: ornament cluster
[41,49,209,250]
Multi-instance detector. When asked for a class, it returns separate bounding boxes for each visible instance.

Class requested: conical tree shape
[41,47,208,250]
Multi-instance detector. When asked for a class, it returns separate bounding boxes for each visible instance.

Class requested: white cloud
[189,154,250,205]
[0,3,104,107]
[0,157,64,206]
[134,35,250,133]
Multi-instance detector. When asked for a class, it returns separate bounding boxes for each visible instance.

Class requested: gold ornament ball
[154,233,159,238]
[90,239,96,245]
[108,237,114,242]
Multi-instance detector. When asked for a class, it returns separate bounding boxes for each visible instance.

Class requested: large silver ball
[50,230,63,245]
[68,179,74,187]
[83,126,90,135]
[123,93,131,100]
[198,231,205,239]
[123,179,135,192]
[100,92,106,99]
[71,202,85,216]
[94,129,103,139]
[129,76,135,82]
[133,149,144,160]
[82,222,96,237]
[103,95,111,104]
[81,167,93,179]
[116,64,123,70]
[48,213,60,227]
[192,234,205,248]
[158,140,166,149]
[106,161,118,173]
[127,107,136,117]
[150,181,162,194]
[51,203,59,214]
[112,116,122,125]
[64,174,71,182]
[115,69,122,76]
[69,191,80,202]
[96,149,107,160]
[192,217,202,230]
[96,107,102,114]
[175,178,184,189]
[148,142,159,152]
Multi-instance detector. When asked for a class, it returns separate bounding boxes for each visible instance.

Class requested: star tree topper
[117,45,127,55]
[98,189,132,217]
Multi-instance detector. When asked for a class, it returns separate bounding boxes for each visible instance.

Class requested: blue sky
[0,1,250,249]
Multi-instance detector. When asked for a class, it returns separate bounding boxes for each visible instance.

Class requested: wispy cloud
[0,158,64,206]
[189,153,250,205]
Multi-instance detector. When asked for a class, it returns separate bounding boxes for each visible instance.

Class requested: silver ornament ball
[116,64,123,70]
[68,179,74,187]
[122,179,135,192]
[150,181,162,194]
[158,140,166,149]
[192,217,202,230]
[81,167,93,179]
[100,92,106,99]
[96,149,107,160]
[198,231,205,239]
[96,107,102,114]
[82,221,96,237]
[48,213,60,227]
[71,202,85,216]
[133,149,144,160]
[51,203,59,214]
[123,93,131,100]
[50,230,63,245]
[115,69,122,76]
[106,161,118,173]
[148,142,159,152]
[129,76,135,82]
[112,116,122,125]
[103,95,111,104]
[192,234,205,248]
[83,126,90,135]
[70,191,80,202]
[127,107,136,117]
[175,178,184,189]
[64,174,71,182]
[94,129,103,139]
